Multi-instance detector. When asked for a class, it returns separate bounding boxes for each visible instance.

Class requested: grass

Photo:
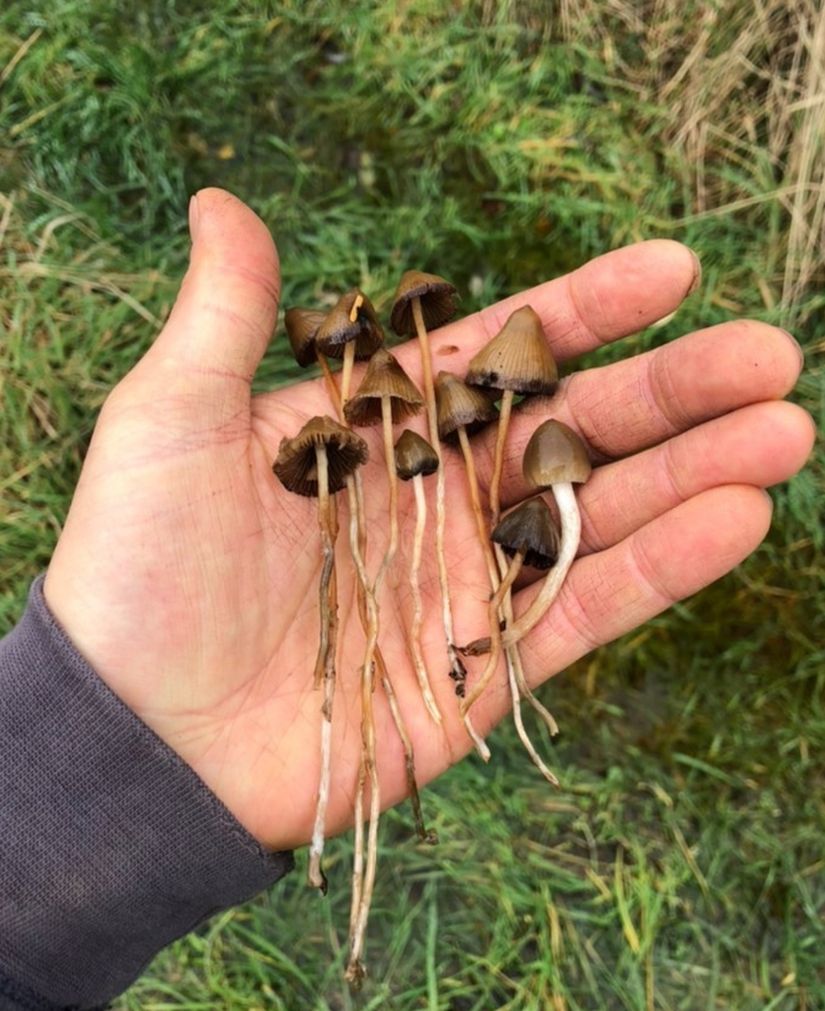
[1,1,823,1007]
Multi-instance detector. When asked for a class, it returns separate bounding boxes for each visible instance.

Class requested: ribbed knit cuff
[0,576,293,1009]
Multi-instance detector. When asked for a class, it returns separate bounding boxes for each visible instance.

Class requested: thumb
[141,187,281,387]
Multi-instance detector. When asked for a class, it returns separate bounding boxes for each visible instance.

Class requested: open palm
[44,189,812,851]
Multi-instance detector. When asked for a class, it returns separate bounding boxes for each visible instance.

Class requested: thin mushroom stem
[502,481,580,647]
[489,389,514,528]
[460,552,524,717]
[375,394,399,589]
[344,475,382,986]
[340,294,364,408]
[316,350,342,417]
[308,446,339,892]
[494,542,559,737]
[375,647,436,843]
[313,444,335,690]
[341,342,356,408]
[412,295,487,757]
[409,474,443,725]
[504,650,559,786]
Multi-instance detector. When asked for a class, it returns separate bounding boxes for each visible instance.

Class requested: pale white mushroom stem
[502,481,580,647]
[410,474,443,725]
[412,295,488,759]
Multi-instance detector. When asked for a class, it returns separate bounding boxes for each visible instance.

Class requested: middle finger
[469,319,803,506]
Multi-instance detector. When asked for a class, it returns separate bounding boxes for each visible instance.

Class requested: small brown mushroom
[465,304,558,527]
[273,416,369,893]
[284,307,342,415]
[316,289,384,406]
[389,272,468,707]
[394,429,443,726]
[501,420,591,647]
[344,347,423,586]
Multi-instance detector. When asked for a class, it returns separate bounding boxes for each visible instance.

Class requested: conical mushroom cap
[316,289,385,360]
[284,307,326,367]
[394,429,438,480]
[343,348,424,427]
[523,419,591,487]
[390,270,458,336]
[492,496,560,570]
[465,305,558,395]
[273,416,369,497]
[434,370,498,442]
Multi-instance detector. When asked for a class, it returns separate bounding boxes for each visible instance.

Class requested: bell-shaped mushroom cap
[273,416,369,497]
[390,270,458,336]
[522,419,591,488]
[465,305,558,396]
[284,307,327,367]
[394,429,438,481]
[316,289,385,361]
[343,348,424,428]
[492,496,560,570]
[434,370,499,442]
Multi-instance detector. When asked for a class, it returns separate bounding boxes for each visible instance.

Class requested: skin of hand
[44,188,814,851]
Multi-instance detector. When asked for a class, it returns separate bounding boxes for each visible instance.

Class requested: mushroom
[316,289,384,406]
[272,415,369,893]
[284,306,342,416]
[465,304,558,528]
[344,348,423,585]
[501,420,592,647]
[394,429,443,725]
[389,272,468,697]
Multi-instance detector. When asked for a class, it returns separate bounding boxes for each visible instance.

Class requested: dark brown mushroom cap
[343,348,424,427]
[273,416,369,497]
[316,289,385,361]
[284,307,326,367]
[394,429,438,480]
[465,305,558,396]
[522,419,592,487]
[434,370,499,442]
[390,270,459,336]
[492,496,560,570]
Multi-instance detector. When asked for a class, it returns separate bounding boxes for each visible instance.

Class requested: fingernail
[188,194,201,241]
[779,327,804,369]
[686,248,702,295]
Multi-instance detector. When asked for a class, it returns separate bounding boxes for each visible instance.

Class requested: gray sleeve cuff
[0,576,293,1009]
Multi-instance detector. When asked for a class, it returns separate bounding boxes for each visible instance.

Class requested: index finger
[391,239,700,381]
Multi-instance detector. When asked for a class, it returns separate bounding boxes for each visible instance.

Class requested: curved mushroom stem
[412,295,488,758]
[495,542,559,737]
[502,481,580,647]
[409,474,443,725]
[308,446,339,892]
[460,551,524,717]
[489,388,514,528]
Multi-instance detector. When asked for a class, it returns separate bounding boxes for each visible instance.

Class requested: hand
[44,188,814,850]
